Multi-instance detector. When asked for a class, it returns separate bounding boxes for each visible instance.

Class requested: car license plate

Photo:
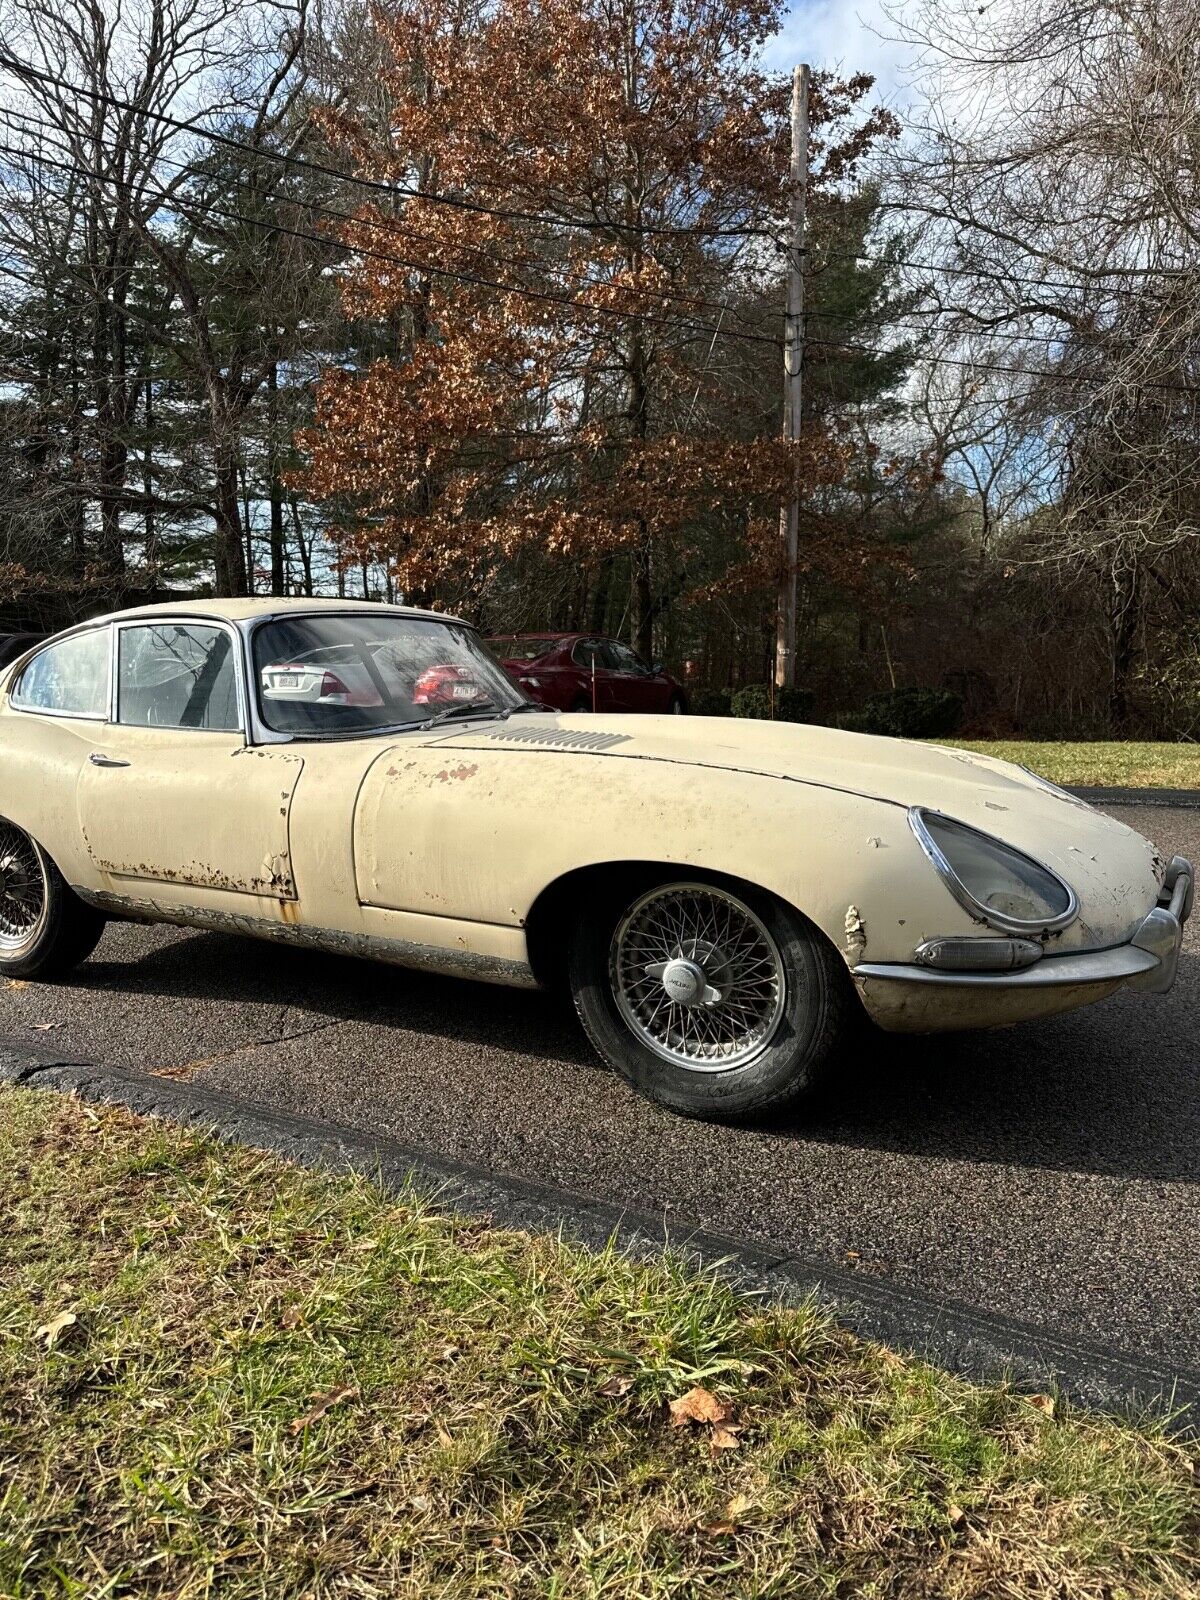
[452,683,475,698]
[276,673,299,688]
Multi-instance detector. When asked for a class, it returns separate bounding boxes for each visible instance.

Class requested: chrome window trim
[113,616,248,735]
[9,622,113,723]
[907,805,1079,935]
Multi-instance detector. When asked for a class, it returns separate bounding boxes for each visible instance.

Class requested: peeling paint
[844,904,867,961]
[74,887,538,988]
[435,763,479,783]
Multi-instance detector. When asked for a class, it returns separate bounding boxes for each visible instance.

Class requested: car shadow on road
[77,928,1200,1185]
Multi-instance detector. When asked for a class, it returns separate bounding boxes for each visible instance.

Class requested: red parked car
[486,633,688,714]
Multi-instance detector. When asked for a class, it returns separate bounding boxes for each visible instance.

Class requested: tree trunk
[1107,547,1141,734]
[625,330,653,660]
[213,444,249,597]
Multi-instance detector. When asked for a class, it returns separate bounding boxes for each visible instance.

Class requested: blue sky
[764,0,913,109]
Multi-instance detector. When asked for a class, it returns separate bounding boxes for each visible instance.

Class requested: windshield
[488,637,558,662]
[253,613,525,736]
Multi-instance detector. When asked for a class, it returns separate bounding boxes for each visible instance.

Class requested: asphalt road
[3,801,1198,1388]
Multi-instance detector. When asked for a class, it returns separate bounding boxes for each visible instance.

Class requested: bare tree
[889,0,1200,727]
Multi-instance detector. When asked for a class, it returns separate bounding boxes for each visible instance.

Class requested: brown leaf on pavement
[289,1383,358,1434]
[668,1386,733,1428]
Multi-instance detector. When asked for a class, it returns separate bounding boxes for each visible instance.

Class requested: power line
[5,47,1196,306]
[3,100,1183,374]
[0,136,783,350]
[0,102,778,346]
[0,51,776,245]
[2,126,1197,396]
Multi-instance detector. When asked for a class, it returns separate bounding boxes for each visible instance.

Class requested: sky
[764,0,916,111]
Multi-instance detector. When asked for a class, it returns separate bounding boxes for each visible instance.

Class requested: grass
[1,1087,1197,1599]
[939,740,1200,790]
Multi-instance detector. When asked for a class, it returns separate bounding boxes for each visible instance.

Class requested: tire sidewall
[570,873,846,1119]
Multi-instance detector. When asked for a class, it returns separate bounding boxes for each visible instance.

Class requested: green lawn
[1,1086,1197,1599]
[941,741,1200,790]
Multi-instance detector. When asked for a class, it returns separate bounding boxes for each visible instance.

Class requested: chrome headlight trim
[908,806,1080,935]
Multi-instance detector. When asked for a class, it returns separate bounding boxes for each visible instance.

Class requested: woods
[1,0,1198,737]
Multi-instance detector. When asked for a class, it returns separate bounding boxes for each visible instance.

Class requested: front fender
[352,741,983,970]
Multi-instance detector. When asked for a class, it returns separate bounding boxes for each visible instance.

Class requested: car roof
[81,597,468,628]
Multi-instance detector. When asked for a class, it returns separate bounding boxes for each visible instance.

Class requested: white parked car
[0,600,1190,1119]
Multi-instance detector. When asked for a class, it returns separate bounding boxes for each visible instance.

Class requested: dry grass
[1,1086,1197,1599]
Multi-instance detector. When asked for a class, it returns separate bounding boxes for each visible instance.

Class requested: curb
[3,1038,1197,1433]
[1072,786,1200,809]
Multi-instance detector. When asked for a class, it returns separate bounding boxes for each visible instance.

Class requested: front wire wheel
[570,875,852,1120]
[610,884,786,1070]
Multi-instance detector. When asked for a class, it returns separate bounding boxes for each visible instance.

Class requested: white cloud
[764,0,916,109]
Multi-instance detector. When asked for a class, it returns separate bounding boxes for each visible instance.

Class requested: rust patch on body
[434,763,479,784]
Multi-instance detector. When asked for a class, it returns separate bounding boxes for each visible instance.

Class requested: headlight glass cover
[909,807,1078,933]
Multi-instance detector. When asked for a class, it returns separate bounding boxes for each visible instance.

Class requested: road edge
[3,1038,1196,1433]
[1070,786,1200,808]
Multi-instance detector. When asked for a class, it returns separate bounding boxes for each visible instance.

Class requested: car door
[76,619,304,903]
[570,638,621,711]
[605,640,659,711]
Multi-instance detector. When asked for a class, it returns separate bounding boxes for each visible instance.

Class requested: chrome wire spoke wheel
[0,824,48,953]
[610,882,787,1072]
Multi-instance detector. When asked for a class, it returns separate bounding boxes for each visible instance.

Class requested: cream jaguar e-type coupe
[0,600,1191,1119]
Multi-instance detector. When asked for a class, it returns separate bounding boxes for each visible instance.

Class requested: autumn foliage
[297,0,900,653]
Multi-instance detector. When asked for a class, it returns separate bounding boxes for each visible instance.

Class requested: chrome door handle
[89,752,130,768]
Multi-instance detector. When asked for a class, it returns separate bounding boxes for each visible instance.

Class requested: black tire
[570,696,592,713]
[667,693,687,715]
[0,821,106,980]
[569,873,852,1120]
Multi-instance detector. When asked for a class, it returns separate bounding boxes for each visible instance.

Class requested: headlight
[908,807,1078,933]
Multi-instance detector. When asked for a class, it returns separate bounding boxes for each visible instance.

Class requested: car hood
[433,712,1165,916]
[435,712,1059,812]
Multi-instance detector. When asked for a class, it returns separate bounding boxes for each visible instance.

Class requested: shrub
[730,683,815,723]
[841,686,963,739]
[688,686,733,717]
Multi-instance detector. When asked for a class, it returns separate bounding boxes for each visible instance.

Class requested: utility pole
[775,62,809,693]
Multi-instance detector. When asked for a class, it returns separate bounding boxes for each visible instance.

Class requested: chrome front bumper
[856,854,1193,997]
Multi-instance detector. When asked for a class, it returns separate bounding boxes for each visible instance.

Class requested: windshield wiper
[419,699,507,731]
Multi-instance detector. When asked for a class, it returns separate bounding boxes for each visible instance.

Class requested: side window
[12,629,110,717]
[609,642,645,673]
[117,624,241,731]
[572,639,610,670]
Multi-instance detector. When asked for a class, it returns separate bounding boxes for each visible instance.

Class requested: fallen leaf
[439,1344,461,1363]
[289,1383,357,1434]
[710,1422,742,1453]
[409,1493,431,1512]
[434,1420,453,1448]
[705,1520,737,1536]
[280,1304,303,1330]
[32,1022,64,1032]
[1026,1393,1056,1417]
[725,1493,755,1518]
[5,979,28,990]
[36,1310,78,1348]
[947,1503,965,1527]
[598,1375,633,1398]
[668,1386,733,1428]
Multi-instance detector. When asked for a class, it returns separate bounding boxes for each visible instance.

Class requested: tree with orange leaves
[298,0,903,659]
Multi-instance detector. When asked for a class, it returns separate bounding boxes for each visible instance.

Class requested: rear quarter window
[11,629,110,718]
